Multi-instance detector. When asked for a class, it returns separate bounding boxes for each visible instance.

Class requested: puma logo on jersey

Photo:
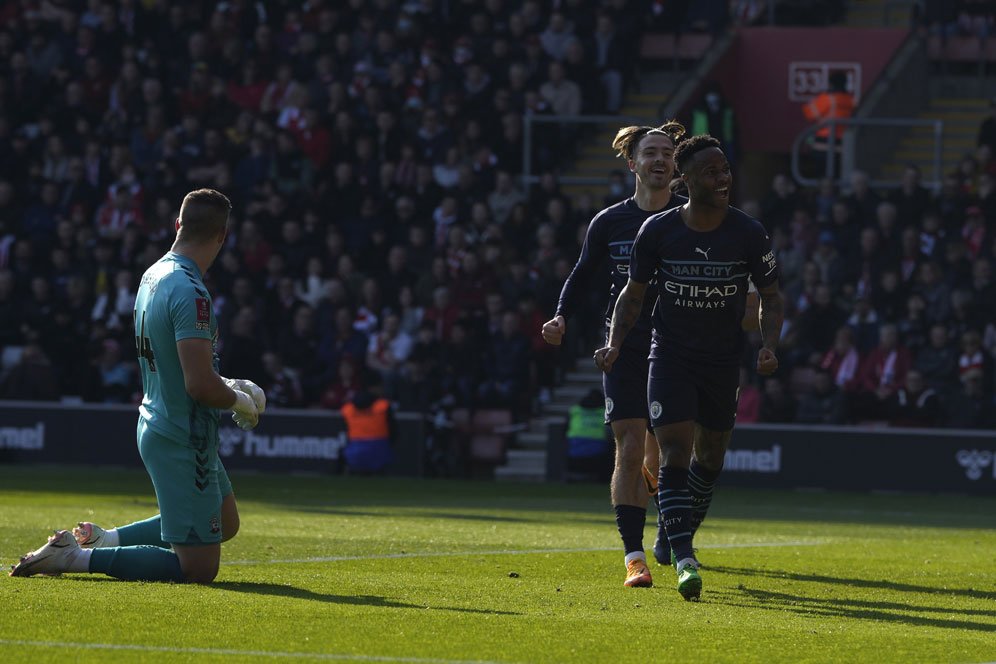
[694,247,711,260]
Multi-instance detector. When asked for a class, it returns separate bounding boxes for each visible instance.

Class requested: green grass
[1,466,994,664]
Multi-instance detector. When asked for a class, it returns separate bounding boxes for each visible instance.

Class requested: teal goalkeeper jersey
[134,252,220,448]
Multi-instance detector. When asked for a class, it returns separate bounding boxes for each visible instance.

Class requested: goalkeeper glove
[229,388,259,431]
[224,378,267,414]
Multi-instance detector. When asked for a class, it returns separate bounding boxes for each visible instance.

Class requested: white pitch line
[227,540,824,566]
[0,639,511,664]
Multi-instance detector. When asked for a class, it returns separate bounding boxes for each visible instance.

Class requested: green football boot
[675,559,702,601]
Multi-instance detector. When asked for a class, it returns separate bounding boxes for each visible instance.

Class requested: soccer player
[594,135,783,600]
[542,121,688,588]
[10,189,265,584]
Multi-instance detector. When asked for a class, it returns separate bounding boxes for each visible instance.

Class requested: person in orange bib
[340,390,393,473]
[803,71,855,149]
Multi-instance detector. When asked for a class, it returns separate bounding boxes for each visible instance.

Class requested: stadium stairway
[494,360,602,482]
[559,71,685,203]
[877,94,987,183]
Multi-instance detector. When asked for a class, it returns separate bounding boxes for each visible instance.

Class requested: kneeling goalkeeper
[11,189,264,584]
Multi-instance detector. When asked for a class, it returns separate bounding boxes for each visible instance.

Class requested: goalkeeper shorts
[137,418,227,545]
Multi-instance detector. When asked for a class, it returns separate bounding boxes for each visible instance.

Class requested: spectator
[819,325,862,392]
[958,330,994,398]
[760,174,799,231]
[897,292,930,355]
[93,338,136,403]
[842,170,880,227]
[915,261,952,325]
[793,283,845,356]
[887,370,942,428]
[796,369,847,424]
[261,351,304,408]
[889,165,930,227]
[540,12,575,62]
[366,310,414,399]
[854,323,911,419]
[759,376,797,423]
[802,70,854,164]
[691,83,737,168]
[944,366,995,429]
[0,344,60,401]
[588,14,626,113]
[340,389,393,474]
[916,324,959,393]
[319,357,363,412]
[846,294,880,355]
[566,388,612,482]
[478,310,530,409]
[540,61,582,117]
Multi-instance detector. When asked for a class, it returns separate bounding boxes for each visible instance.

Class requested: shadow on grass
[4,466,996,531]
[708,565,996,602]
[212,581,521,615]
[708,586,996,633]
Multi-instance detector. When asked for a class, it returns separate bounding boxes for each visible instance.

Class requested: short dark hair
[674,134,721,174]
[178,189,232,242]
[612,120,686,160]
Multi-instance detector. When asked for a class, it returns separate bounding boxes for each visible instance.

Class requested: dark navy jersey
[556,195,687,349]
[630,205,778,366]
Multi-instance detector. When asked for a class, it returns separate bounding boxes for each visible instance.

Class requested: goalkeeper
[11,189,264,584]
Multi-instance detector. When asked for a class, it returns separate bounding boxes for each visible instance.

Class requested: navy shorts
[647,356,739,432]
[603,342,651,425]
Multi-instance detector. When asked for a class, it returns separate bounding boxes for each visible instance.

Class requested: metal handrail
[521,114,645,193]
[790,117,944,190]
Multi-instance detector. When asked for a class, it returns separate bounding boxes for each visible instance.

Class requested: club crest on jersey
[195,297,210,330]
[650,401,663,420]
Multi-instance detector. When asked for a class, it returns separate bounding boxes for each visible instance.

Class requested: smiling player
[594,135,784,600]
[542,121,688,588]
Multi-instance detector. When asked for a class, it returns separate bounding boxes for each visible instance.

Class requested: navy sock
[89,546,185,582]
[117,515,169,548]
[658,466,694,562]
[688,460,722,536]
[614,504,647,556]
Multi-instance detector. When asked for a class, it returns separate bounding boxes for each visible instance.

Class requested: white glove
[229,389,259,431]
[224,378,266,414]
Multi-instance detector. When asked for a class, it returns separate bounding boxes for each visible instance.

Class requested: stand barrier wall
[1,403,993,493]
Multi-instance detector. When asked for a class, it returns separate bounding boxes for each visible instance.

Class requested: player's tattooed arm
[607,279,648,349]
[757,282,784,351]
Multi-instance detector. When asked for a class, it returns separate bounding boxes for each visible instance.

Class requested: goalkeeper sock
[116,515,169,549]
[89,546,185,582]
[657,465,694,563]
[614,504,647,557]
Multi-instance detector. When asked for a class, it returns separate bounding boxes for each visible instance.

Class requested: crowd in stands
[0,0,641,418]
[0,1,993,431]
[921,0,996,39]
[734,162,996,429]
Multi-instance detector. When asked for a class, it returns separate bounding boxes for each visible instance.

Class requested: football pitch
[1,466,994,664]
